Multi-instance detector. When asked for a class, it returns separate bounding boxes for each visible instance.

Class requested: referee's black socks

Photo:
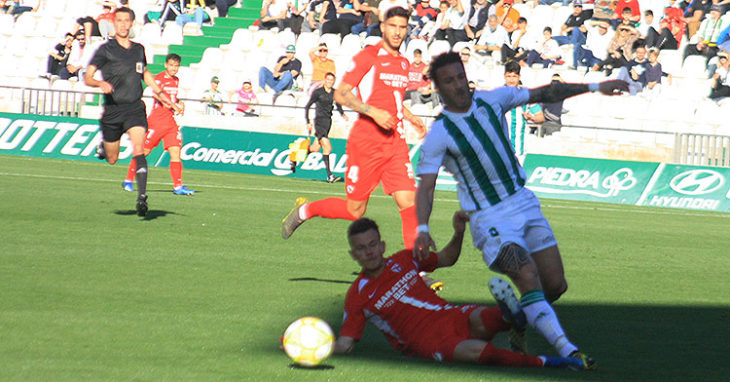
[134,154,148,195]
[323,154,332,176]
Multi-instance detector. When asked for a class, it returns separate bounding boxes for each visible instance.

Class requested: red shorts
[344,138,416,201]
[145,112,181,150]
[406,305,480,362]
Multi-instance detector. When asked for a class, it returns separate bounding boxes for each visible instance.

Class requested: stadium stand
[0,0,727,165]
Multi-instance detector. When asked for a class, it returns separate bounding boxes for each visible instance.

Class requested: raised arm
[527,79,628,104]
[435,211,469,268]
[143,69,178,111]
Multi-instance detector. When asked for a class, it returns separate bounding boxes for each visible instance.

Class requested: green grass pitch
[1,154,728,381]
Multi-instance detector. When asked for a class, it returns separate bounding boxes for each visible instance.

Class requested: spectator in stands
[258,44,302,96]
[285,0,308,35]
[710,50,730,99]
[540,73,565,136]
[304,0,325,32]
[465,0,490,42]
[717,21,730,52]
[365,0,409,37]
[645,47,671,92]
[59,33,89,80]
[575,20,614,69]
[232,80,259,116]
[44,33,74,79]
[74,0,122,42]
[553,1,590,47]
[474,14,510,60]
[683,5,727,62]
[496,0,520,33]
[645,6,685,50]
[460,47,488,88]
[441,0,468,46]
[637,10,659,40]
[613,0,640,25]
[501,17,538,64]
[683,0,712,38]
[215,0,238,17]
[405,49,440,107]
[409,0,439,40]
[308,43,336,94]
[616,43,649,95]
[202,76,224,115]
[592,24,638,74]
[525,27,562,68]
[425,1,451,41]
[503,61,544,158]
[323,0,363,38]
[259,0,289,29]
[3,0,42,18]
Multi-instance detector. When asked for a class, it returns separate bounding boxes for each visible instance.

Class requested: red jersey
[342,41,410,144]
[340,250,468,354]
[150,71,179,117]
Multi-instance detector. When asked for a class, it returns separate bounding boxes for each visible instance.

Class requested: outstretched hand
[598,80,629,96]
[413,232,437,261]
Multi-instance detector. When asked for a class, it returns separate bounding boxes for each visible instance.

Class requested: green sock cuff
[520,290,545,308]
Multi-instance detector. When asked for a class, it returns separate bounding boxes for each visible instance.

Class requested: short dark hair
[414,48,422,55]
[622,6,631,13]
[504,61,521,75]
[325,72,335,78]
[384,6,410,21]
[429,51,462,88]
[544,26,552,34]
[348,218,380,240]
[518,17,527,24]
[115,7,135,21]
[644,9,653,16]
[166,53,182,63]
[319,42,328,48]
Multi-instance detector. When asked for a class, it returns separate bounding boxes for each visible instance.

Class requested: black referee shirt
[305,86,344,123]
[89,39,147,106]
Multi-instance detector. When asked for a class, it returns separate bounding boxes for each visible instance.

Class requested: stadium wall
[2,112,729,212]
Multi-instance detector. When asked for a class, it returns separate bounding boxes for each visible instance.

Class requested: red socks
[478,344,543,367]
[125,158,137,182]
[399,205,417,249]
[170,161,182,188]
[306,198,357,220]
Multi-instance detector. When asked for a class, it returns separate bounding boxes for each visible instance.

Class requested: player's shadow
[268,302,730,381]
[289,277,352,285]
[114,209,179,221]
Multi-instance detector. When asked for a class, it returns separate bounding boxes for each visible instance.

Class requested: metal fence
[673,133,730,167]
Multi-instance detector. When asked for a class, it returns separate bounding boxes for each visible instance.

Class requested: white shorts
[469,188,557,269]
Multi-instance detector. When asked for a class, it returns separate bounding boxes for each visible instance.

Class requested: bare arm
[334,82,397,129]
[413,173,438,260]
[435,211,469,268]
[84,64,113,93]
[143,69,177,111]
[527,79,628,104]
[334,336,356,354]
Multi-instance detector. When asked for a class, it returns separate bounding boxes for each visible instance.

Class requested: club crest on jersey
[136,62,143,74]
[390,263,402,273]
[401,62,407,70]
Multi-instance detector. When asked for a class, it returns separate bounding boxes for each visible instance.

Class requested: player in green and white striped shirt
[413,52,628,370]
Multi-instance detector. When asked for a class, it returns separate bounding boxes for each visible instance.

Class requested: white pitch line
[1,169,729,219]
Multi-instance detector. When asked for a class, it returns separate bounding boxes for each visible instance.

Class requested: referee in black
[84,7,177,217]
[304,72,348,183]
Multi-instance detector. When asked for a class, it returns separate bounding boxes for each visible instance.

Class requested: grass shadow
[113,209,180,221]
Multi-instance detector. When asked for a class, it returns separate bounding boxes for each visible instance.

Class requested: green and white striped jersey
[417,87,530,211]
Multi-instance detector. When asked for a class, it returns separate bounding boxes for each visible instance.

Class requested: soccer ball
[282,316,335,367]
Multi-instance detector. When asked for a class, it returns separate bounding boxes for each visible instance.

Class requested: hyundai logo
[669,170,724,195]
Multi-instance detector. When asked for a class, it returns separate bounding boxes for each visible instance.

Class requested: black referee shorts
[99,100,148,142]
[313,117,332,139]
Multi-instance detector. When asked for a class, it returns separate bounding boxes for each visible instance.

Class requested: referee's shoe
[136,194,148,217]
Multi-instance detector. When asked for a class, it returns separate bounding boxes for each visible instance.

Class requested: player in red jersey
[122,53,195,195]
[282,7,426,250]
[331,212,592,370]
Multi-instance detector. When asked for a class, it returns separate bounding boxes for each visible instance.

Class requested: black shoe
[136,194,148,217]
[95,141,106,160]
[290,160,297,173]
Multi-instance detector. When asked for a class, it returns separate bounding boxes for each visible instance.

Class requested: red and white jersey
[342,41,410,144]
[340,250,464,352]
[151,71,179,116]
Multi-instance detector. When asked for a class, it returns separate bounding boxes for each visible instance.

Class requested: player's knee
[493,243,540,286]
[544,279,568,303]
[106,155,119,165]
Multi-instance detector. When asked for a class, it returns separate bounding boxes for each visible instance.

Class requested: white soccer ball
[282,316,335,367]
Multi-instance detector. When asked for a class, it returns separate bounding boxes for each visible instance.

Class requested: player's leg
[320,137,338,182]
[167,145,193,195]
[531,245,567,303]
[467,306,512,341]
[452,340,543,367]
[100,140,122,164]
[126,126,149,216]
